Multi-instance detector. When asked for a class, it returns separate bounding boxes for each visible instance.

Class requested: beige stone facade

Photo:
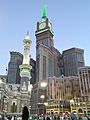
[46,76,80,114]
[0,77,31,115]
[79,66,90,97]
[48,76,80,101]
[77,66,90,114]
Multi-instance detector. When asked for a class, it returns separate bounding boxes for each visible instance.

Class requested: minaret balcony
[23,39,32,46]
[19,64,32,72]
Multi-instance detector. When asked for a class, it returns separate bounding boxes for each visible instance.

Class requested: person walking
[71,112,77,120]
[46,116,50,120]
[22,106,29,120]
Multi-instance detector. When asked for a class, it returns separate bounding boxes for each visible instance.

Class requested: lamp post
[44,102,48,114]
[40,81,47,99]
[40,95,45,115]
[29,106,31,116]
[40,81,47,115]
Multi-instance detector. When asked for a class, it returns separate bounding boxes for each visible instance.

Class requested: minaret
[19,32,32,91]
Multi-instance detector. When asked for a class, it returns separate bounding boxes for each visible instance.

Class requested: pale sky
[0,0,90,75]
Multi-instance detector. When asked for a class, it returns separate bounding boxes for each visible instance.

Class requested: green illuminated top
[42,5,46,18]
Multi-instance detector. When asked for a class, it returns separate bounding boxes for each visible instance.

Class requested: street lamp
[40,95,45,115]
[40,95,45,99]
[40,82,47,88]
[40,81,47,100]
[40,82,47,115]
[44,102,48,114]
[44,102,48,106]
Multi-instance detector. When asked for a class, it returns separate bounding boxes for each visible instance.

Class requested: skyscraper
[35,6,62,82]
[31,7,63,114]
[78,66,90,97]
[62,48,85,76]
[30,58,36,84]
[7,51,23,84]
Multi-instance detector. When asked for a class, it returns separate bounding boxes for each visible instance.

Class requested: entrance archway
[11,102,17,113]
[78,108,83,113]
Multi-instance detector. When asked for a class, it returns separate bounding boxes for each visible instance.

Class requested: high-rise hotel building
[78,66,90,97]
[35,7,62,82]
[63,48,85,76]
[7,51,23,84]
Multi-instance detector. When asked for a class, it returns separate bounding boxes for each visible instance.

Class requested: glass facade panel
[48,58,54,77]
[36,56,40,81]
[57,64,62,77]
[43,56,46,80]
[63,48,84,76]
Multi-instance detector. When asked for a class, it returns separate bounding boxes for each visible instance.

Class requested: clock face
[39,22,46,29]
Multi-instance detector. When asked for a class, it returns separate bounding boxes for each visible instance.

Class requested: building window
[77,53,84,62]
[48,58,54,77]
[41,39,48,46]
[57,64,62,77]
[43,56,46,80]
[36,56,40,81]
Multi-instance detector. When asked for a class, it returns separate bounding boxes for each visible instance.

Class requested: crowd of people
[0,106,90,120]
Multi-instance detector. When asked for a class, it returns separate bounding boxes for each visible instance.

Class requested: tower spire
[26,31,29,36]
[25,31,30,40]
[42,5,46,18]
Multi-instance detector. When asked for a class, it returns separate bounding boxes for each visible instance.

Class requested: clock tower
[35,6,56,82]
[35,6,54,48]
[32,7,62,114]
